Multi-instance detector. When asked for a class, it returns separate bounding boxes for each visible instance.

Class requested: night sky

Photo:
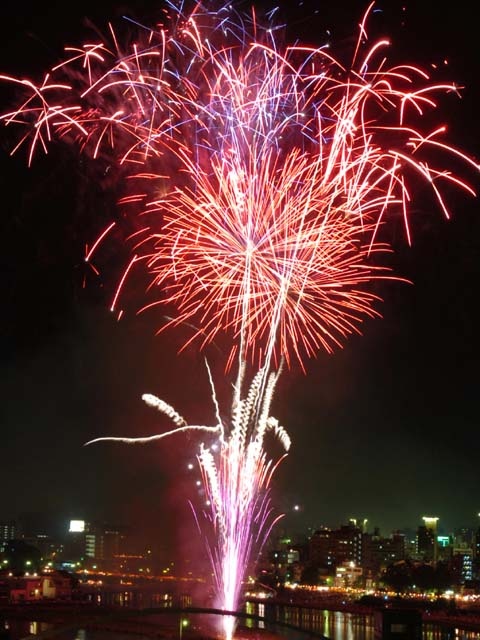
[1,0,479,553]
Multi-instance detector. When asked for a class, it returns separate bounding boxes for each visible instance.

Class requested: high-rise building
[86,524,127,568]
[452,549,473,584]
[436,535,453,562]
[63,519,89,565]
[309,527,335,570]
[64,520,128,570]
[309,522,362,570]
[349,518,369,534]
[0,521,16,543]
[362,530,406,571]
[417,517,439,562]
[473,515,480,579]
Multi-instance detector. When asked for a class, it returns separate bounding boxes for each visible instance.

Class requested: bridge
[7,604,333,639]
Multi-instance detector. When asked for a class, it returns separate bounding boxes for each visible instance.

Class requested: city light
[1,2,478,637]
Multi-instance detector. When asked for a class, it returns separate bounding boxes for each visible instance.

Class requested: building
[7,576,42,603]
[436,535,453,563]
[263,534,305,585]
[64,520,128,570]
[335,561,363,588]
[452,549,473,585]
[363,530,406,572]
[41,571,74,599]
[86,524,128,570]
[0,521,16,543]
[473,523,480,579]
[309,522,362,572]
[62,519,88,565]
[309,528,335,571]
[454,528,475,548]
[416,517,439,562]
[0,572,73,603]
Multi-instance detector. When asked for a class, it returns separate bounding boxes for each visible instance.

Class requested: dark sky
[1,0,479,552]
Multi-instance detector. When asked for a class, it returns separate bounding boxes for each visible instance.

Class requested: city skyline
[1,0,479,553]
[3,511,480,588]
[4,510,480,545]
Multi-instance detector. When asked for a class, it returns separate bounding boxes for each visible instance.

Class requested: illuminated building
[335,561,363,588]
[417,517,439,562]
[436,535,453,562]
[63,519,88,564]
[452,549,473,584]
[0,521,16,543]
[453,527,475,548]
[362,530,406,572]
[86,525,127,570]
[309,528,335,569]
[349,518,369,534]
[450,526,475,584]
[472,516,480,579]
[64,519,127,569]
[264,534,305,584]
[309,522,362,571]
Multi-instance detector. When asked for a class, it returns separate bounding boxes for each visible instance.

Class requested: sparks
[2,3,478,639]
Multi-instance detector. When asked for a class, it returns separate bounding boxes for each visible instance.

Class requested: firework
[2,2,478,638]
[3,3,477,370]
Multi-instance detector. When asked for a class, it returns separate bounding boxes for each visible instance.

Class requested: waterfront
[247,607,480,640]
[3,580,480,640]
[3,607,480,640]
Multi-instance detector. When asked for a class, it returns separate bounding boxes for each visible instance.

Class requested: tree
[382,560,413,593]
[1,539,41,574]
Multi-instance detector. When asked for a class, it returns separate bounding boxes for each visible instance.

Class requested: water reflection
[3,599,480,640]
[423,625,480,640]
[1,618,53,639]
[258,602,265,629]
[245,603,480,640]
[85,590,175,609]
[278,608,373,640]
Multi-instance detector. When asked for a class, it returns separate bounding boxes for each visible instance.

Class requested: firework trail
[2,2,478,637]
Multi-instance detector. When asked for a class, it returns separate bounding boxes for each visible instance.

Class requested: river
[3,609,480,640]
[3,586,480,640]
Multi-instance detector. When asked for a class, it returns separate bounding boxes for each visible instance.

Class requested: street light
[179,617,189,640]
